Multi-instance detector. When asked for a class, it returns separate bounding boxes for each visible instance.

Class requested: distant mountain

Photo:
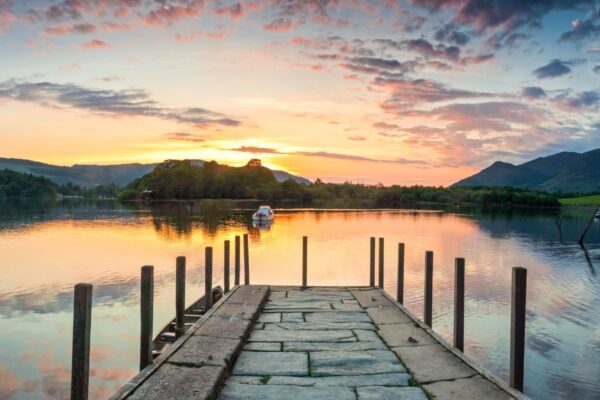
[0,157,311,187]
[453,149,600,193]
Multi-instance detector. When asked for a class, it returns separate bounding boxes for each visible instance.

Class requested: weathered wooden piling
[369,237,375,286]
[302,236,308,287]
[454,258,465,352]
[243,234,250,285]
[71,283,93,400]
[234,235,241,286]
[205,247,213,310]
[510,266,527,392]
[424,251,433,327]
[175,256,186,338]
[140,266,154,370]
[224,240,230,293]
[397,243,405,304]
[378,237,384,289]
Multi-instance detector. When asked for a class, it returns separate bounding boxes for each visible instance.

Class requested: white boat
[253,205,274,221]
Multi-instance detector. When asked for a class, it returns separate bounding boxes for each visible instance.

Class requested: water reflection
[0,201,599,399]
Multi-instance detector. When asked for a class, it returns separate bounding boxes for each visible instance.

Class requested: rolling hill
[453,149,600,193]
[0,157,311,187]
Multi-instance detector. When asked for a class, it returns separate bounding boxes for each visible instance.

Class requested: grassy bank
[560,195,600,206]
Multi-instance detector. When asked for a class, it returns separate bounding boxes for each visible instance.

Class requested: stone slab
[310,350,406,376]
[357,386,429,400]
[285,291,354,301]
[219,383,355,400]
[249,329,356,342]
[128,364,225,400]
[282,312,304,322]
[284,341,388,352]
[233,351,308,376]
[354,329,382,342]
[366,307,412,325]
[213,303,261,320]
[169,336,240,367]
[422,375,514,400]
[194,316,252,339]
[392,344,477,383]
[350,289,395,308]
[258,313,281,323]
[377,323,437,347]
[305,311,371,323]
[265,322,376,331]
[267,372,410,387]
[227,285,269,305]
[244,342,281,351]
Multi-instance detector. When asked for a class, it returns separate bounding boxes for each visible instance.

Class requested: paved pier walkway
[112,285,525,400]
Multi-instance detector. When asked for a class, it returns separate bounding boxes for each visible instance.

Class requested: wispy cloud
[532,59,584,79]
[0,80,240,128]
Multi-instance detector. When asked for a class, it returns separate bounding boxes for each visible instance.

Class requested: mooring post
[302,236,308,287]
[224,240,230,293]
[454,258,465,352]
[369,237,375,286]
[243,233,250,285]
[234,235,240,286]
[205,247,213,310]
[175,256,186,338]
[378,237,385,289]
[424,251,433,327]
[510,266,527,392]
[140,266,154,370]
[397,243,405,304]
[71,283,93,400]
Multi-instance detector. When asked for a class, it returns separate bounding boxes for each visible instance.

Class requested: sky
[0,0,599,185]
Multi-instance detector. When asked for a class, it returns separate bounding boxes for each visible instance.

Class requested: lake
[0,199,599,399]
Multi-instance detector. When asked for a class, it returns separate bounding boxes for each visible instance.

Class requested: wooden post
[234,235,240,286]
[369,237,375,286]
[424,251,433,327]
[175,256,186,338]
[243,233,250,285]
[378,237,384,289]
[205,247,213,310]
[397,243,405,304]
[224,240,230,293]
[140,266,154,370]
[454,258,465,352]
[71,283,93,400]
[510,267,527,392]
[302,236,308,287]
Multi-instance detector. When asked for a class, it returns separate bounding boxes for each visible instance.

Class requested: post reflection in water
[0,200,599,399]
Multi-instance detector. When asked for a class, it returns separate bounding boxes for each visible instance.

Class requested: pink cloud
[144,1,205,26]
[82,39,110,49]
[214,2,245,20]
[263,17,299,32]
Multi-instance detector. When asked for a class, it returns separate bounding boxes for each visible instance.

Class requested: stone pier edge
[369,287,530,400]
[109,285,248,400]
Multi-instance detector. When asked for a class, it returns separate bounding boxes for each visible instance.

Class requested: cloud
[559,15,600,42]
[164,132,205,142]
[522,86,547,100]
[347,135,366,141]
[594,65,600,74]
[552,90,600,111]
[43,22,96,36]
[82,39,110,49]
[372,122,400,130]
[213,2,245,20]
[434,23,471,45]
[0,80,240,128]
[409,0,587,32]
[376,77,489,110]
[173,27,229,42]
[532,59,583,79]
[263,17,298,32]
[402,38,460,61]
[228,145,425,164]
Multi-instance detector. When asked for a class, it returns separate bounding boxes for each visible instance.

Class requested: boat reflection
[252,219,273,230]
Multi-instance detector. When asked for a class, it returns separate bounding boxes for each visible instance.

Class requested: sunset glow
[1,1,599,184]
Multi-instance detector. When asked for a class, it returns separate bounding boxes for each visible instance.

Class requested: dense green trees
[0,169,57,198]
[120,160,560,207]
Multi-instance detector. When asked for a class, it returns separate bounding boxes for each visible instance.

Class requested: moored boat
[252,205,274,221]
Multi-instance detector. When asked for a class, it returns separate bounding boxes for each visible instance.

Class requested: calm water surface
[0,200,599,399]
